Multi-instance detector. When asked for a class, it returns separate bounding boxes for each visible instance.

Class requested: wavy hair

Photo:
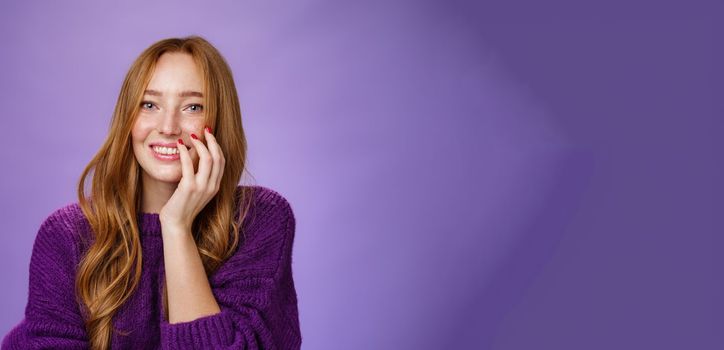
[75,35,255,349]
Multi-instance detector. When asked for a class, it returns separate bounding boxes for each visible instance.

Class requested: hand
[159,126,225,231]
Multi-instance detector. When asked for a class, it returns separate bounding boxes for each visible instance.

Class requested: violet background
[0,0,721,349]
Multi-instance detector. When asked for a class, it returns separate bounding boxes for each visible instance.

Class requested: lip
[150,142,188,148]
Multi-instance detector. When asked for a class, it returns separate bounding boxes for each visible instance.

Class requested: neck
[140,173,179,214]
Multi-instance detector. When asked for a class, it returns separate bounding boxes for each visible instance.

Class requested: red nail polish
[178,138,184,145]
[205,126,212,133]
[191,133,198,140]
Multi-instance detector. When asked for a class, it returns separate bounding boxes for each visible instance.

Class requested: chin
[144,169,182,184]
[157,173,182,183]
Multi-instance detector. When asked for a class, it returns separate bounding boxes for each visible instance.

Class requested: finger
[177,138,194,182]
[189,133,212,185]
[203,127,225,189]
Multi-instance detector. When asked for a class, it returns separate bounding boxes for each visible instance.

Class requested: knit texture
[2,185,301,350]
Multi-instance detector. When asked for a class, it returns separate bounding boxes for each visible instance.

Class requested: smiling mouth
[149,145,191,156]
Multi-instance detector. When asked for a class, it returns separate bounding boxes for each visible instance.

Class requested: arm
[161,225,222,323]
[159,191,301,350]
[2,207,89,349]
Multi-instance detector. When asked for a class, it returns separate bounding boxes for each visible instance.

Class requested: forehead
[145,52,203,93]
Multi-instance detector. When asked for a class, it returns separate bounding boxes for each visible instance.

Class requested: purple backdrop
[0,0,720,349]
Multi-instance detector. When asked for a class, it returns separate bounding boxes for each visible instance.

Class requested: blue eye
[140,101,155,110]
[188,104,204,112]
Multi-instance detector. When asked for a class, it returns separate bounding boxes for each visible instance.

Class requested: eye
[187,104,204,113]
[140,101,156,110]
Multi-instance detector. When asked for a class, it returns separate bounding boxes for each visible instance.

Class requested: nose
[158,108,181,135]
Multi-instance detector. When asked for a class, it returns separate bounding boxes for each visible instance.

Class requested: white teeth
[152,146,178,155]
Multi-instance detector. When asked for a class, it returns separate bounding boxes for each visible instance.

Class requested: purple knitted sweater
[2,185,301,349]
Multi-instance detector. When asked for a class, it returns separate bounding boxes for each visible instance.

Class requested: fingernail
[178,138,184,145]
[191,134,198,140]
[204,126,212,133]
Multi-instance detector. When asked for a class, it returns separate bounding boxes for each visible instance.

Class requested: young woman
[2,36,301,349]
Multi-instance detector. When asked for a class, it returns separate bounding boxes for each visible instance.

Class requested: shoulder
[36,202,87,238]
[237,185,295,232]
[213,185,296,281]
[31,202,87,263]
[240,184,293,209]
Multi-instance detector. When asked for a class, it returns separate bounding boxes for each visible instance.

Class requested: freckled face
[131,52,206,185]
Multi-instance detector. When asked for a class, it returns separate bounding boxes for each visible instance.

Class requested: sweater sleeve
[159,188,302,350]
[1,206,89,349]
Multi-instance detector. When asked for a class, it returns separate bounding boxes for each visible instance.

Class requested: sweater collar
[133,185,248,237]
[136,212,162,236]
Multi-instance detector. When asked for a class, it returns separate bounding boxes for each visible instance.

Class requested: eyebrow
[144,89,204,98]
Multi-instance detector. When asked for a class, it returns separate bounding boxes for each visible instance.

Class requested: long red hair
[75,35,255,349]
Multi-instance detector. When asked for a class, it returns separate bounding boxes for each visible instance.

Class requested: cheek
[130,122,152,160]
[131,119,152,143]
[183,120,204,133]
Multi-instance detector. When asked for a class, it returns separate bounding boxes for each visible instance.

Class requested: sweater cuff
[160,308,235,349]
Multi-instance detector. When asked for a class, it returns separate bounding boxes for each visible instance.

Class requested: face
[131,52,206,186]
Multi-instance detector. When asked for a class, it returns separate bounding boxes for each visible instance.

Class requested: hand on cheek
[158,126,225,231]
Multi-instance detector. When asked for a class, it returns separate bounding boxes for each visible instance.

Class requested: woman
[2,36,301,349]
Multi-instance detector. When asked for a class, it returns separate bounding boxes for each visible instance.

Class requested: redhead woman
[2,36,301,349]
